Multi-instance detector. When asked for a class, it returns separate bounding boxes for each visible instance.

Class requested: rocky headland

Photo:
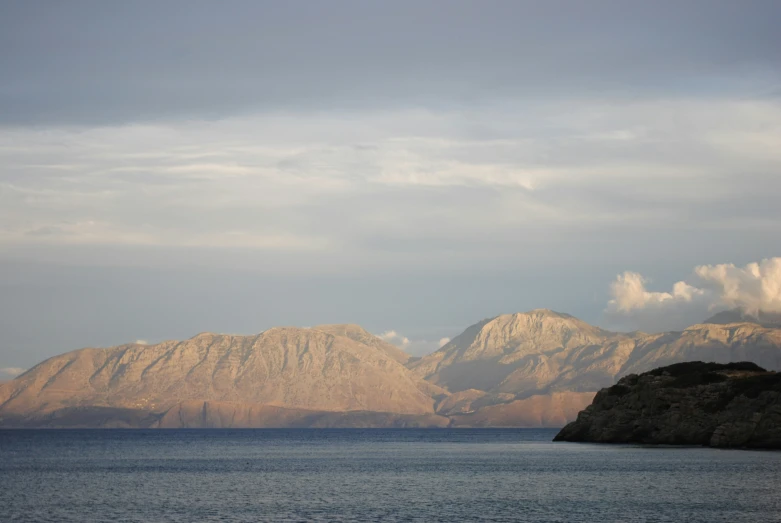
[554,361,781,449]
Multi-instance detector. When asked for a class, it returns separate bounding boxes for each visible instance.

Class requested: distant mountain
[3,310,781,429]
[408,310,625,394]
[0,326,447,428]
[409,309,781,425]
[703,308,781,328]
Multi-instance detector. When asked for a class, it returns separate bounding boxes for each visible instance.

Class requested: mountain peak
[407,310,616,392]
[523,308,563,315]
[312,323,372,336]
[491,309,601,334]
[506,309,570,319]
[703,308,781,328]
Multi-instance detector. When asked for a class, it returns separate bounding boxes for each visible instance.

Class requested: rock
[554,361,781,449]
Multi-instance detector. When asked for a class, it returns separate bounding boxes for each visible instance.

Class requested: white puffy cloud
[695,259,781,315]
[0,367,25,377]
[606,257,781,332]
[135,340,149,345]
[608,272,706,313]
[378,330,410,347]
[377,330,446,357]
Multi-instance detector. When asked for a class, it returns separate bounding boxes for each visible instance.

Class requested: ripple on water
[1,429,780,522]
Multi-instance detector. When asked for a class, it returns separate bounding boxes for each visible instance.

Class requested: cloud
[135,340,149,345]
[608,272,706,313]
[2,99,780,270]
[695,259,781,315]
[378,330,446,357]
[606,257,781,332]
[378,330,410,347]
[0,367,25,377]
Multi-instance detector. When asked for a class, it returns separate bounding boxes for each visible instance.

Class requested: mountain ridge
[0,325,438,428]
[3,310,781,428]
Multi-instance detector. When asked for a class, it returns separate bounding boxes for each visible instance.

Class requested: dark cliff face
[554,362,781,449]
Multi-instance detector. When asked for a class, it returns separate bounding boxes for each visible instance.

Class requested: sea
[1,428,780,522]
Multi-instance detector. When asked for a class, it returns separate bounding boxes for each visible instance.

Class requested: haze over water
[2,429,780,522]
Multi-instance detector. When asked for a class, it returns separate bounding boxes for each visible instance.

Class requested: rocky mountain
[3,310,781,428]
[410,309,781,424]
[704,308,781,328]
[313,324,412,364]
[0,325,448,428]
[554,361,781,449]
[408,310,619,393]
[617,322,781,376]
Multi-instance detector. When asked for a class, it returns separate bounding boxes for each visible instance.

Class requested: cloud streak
[2,100,780,265]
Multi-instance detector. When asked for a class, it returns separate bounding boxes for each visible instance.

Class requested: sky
[1,1,781,374]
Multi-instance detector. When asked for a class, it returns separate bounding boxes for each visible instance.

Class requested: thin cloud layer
[0,367,25,377]
[2,100,780,268]
[606,257,781,332]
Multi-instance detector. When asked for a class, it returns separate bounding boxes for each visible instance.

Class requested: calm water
[1,429,780,522]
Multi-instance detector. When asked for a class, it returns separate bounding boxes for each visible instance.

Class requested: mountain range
[2,309,780,428]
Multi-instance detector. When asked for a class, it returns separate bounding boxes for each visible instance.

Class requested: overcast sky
[1,1,780,373]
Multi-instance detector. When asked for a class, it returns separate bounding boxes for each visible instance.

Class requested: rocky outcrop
[554,361,781,449]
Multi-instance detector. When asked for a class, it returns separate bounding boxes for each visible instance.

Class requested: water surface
[1,429,780,522]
